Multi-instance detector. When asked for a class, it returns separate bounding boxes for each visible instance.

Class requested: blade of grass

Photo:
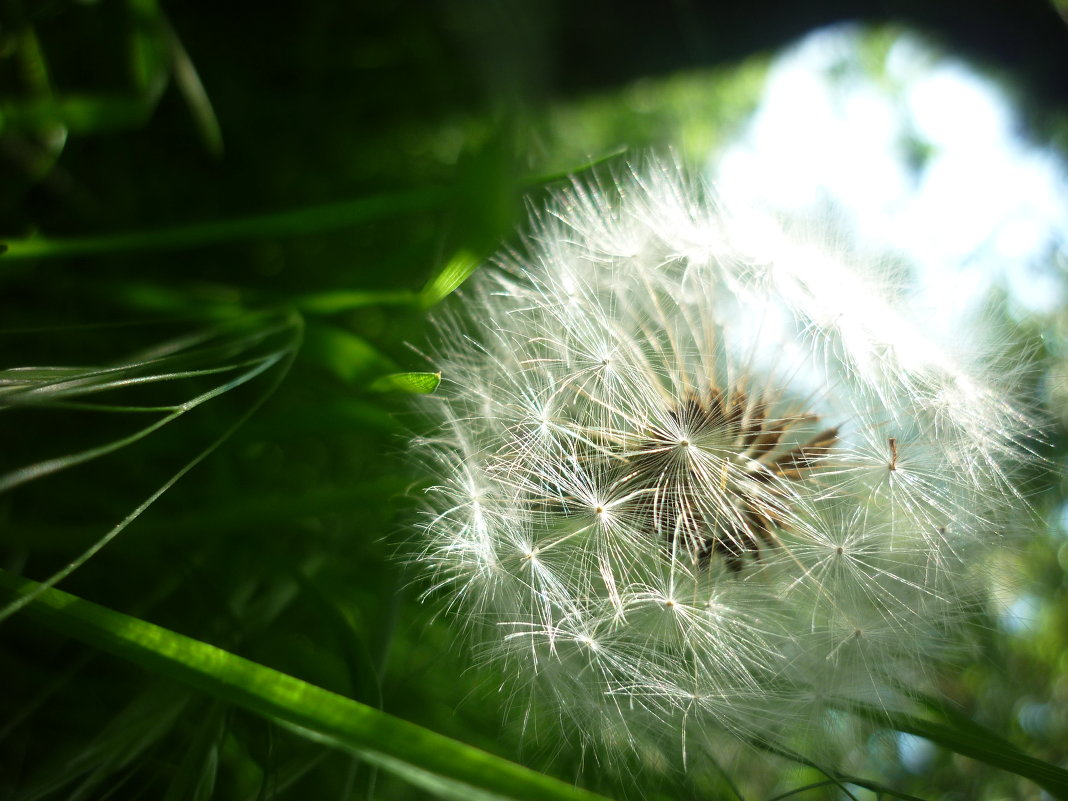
[160,10,223,157]
[0,188,448,261]
[0,153,624,264]
[0,349,285,492]
[126,0,170,102]
[26,684,191,801]
[887,711,1068,799]
[0,314,295,408]
[294,289,418,314]
[420,249,483,307]
[302,323,396,385]
[523,147,629,186]
[0,94,154,137]
[846,703,1068,799]
[0,312,304,624]
[1,355,275,408]
[370,371,441,394]
[0,571,614,801]
[766,778,929,801]
[162,702,226,801]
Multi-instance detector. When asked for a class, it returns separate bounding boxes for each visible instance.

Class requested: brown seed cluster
[624,386,837,571]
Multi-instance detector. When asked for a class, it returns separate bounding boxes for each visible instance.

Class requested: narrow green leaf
[126,0,170,99]
[0,322,296,492]
[850,705,1068,799]
[370,371,440,394]
[893,712,1068,798]
[0,188,447,261]
[13,17,54,97]
[0,571,613,801]
[161,703,226,801]
[0,93,153,137]
[747,735,920,801]
[295,289,417,314]
[0,312,303,624]
[163,13,224,158]
[523,148,630,187]
[304,324,395,384]
[420,249,482,307]
[767,777,929,801]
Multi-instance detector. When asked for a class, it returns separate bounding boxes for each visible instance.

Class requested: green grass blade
[0,155,619,264]
[0,188,448,261]
[888,711,1068,799]
[419,249,483,307]
[161,12,224,158]
[0,571,614,801]
[126,0,170,100]
[0,313,304,624]
[846,704,1068,799]
[0,349,283,493]
[747,735,925,801]
[294,289,418,314]
[302,323,395,384]
[0,94,152,137]
[370,371,441,394]
[523,147,630,186]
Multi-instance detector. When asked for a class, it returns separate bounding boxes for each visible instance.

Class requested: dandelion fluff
[411,159,1037,770]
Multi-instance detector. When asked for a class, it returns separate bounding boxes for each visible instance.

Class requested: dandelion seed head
[411,158,1039,771]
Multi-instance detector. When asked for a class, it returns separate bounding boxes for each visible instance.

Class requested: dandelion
[411,159,1037,772]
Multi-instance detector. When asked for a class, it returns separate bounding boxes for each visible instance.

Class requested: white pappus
[410,158,1039,773]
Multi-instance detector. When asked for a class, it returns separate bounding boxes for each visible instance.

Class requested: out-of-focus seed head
[410,159,1039,772]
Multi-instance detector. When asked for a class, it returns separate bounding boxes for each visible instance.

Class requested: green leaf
[0,571,614,801]
[161,702,226,801]
[0,93,153,137]
[161,12,224,158]
[523,147,630,187]
[370,371,440,394]
[848,703,1068,799]
[303,324,395,384]
[419,249,483,307]
[0,188,447,261]
[295,289,417,314]
[0,312,303,625]
[126,0,170,98]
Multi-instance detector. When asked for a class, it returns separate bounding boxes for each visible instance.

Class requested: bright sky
[714,25,1068,324]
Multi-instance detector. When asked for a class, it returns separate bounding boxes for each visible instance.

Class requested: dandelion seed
[411,158,1038,772]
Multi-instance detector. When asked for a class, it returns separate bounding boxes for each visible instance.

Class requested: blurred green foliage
[1,2,1066,800]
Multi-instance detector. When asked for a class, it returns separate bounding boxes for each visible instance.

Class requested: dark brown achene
[623,386,837,570]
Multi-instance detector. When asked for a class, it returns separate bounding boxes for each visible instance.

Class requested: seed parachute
[411,158,1038,771]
